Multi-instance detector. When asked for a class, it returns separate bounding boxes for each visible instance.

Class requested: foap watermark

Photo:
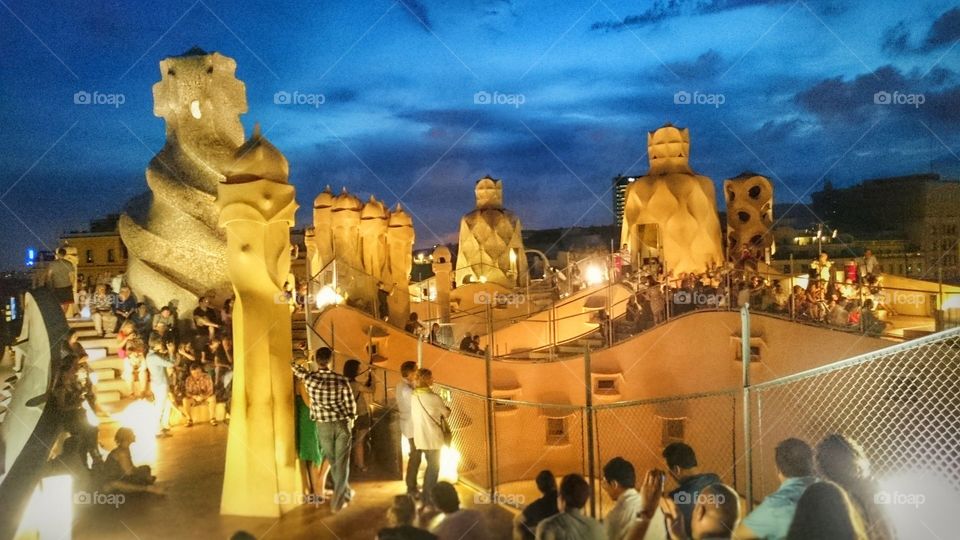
[673,490,726,506]
[874,490,925,508]
[473,90,525,108]
[672,290,725,306]
[74,90,126,108]
[474,492,525,506]
[474,291,526,306]
[879,290,927,306]
[274,90,326,108]
[74,491,125,507]
[673,90,725,108]
[274,491,326,505]
[873,90,924,108]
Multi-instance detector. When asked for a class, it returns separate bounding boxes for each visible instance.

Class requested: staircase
[0,355,17,425]
[70,319,130,407]
[292,309,308,350]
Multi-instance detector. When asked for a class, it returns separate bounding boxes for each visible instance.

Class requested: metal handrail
[751,325,960,390]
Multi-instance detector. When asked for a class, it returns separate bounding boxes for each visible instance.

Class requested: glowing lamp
[15,475,72,539]
[114,399,160,466]
[585,265,606,286]
[942,295,960,310]
[314,285,343,310]
[400,438,461,483]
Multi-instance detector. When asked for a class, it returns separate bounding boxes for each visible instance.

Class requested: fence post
[304,251,314,353]
[584,346,597,518]
[382,367,388,406]
[485,302,497,500]
[740,303,753,510]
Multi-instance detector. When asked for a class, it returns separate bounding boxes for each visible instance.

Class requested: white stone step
[68,318,95,329]
[91,367,119,383]
[78,337,121,355]
[74,328,101,338]
[96,378,130,394]
[89,355,124,372]
[96,390,123,403]
[86,347,108,361]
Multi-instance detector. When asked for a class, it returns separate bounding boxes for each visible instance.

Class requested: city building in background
[60,214,128,279]
[810,174,960,280]
[612,175,636,227]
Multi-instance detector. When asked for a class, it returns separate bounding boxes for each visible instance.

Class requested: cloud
[661,49,727,81]
[795,65,960,126]
[398,0,433,31]
[881,21,911,54]
[476,0,518,33]
[923,7,960,50]
[880,8,960,54]
[753,118,806,143]
[590,0,842,31]
[590,0,682,30]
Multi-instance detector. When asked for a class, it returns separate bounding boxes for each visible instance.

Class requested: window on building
[107,249,116,263]
[85,249,93,264]
[594,377,619,395]
[546,418,568,446]
[734,341,762,362]
[661,417,685,446]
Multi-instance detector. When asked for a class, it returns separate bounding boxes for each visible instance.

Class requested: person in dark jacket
[663,442,722,527]
[514,470,559,539]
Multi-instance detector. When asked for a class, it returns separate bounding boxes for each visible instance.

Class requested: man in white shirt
[411,368,451,510]
[396,360,422,498]
[430,481,488,540]
[860,249,879,278]
[602,457,643,540]
[810,252,833,283]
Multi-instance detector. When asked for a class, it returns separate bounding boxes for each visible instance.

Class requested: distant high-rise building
[808,173,960,279]
[613,175,637,227]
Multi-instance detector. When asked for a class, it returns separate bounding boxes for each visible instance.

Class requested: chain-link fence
[751,328,960,538]
[593,390,741,517]
[367,326,960,536]
[492,399,588,509]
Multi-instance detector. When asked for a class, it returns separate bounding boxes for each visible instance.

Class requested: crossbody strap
[415,393,444,430]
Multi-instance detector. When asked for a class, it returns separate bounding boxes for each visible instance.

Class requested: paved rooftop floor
[73,422,514,540]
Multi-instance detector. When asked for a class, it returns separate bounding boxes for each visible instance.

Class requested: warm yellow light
[16,474,72,539]
[585,265,606,286]
[83,402,100,427]
[879,470,957,539]
[399,438,461,483]
[314,285,343,310]
[478,276,487,284]
[114,399,159,466]
[439,445,461,482]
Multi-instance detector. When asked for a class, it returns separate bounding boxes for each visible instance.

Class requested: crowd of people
[504,435,893,540]
[612,250,896,343]
[47,276,238,497]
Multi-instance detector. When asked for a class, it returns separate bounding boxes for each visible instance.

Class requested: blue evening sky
[1,0,958,268]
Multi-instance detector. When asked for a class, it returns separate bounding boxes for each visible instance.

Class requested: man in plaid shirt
[292,347,357,512]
